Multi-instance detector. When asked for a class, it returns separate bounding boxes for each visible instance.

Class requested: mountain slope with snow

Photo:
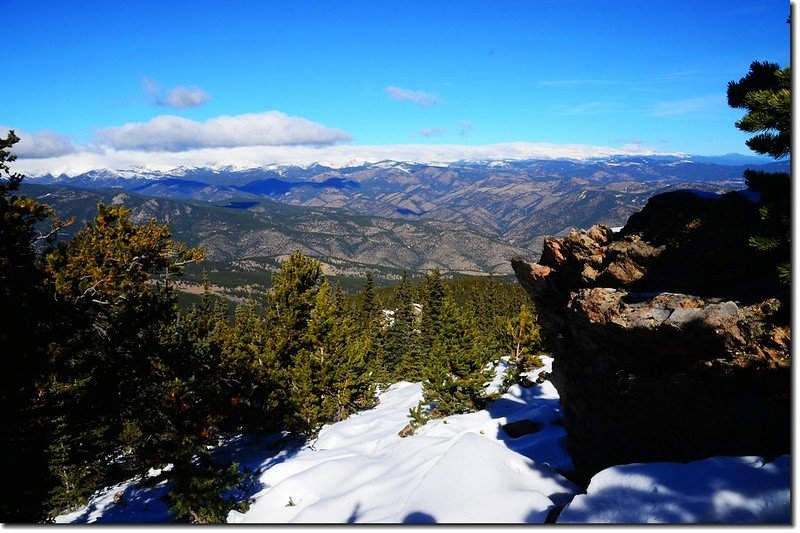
[53,357,791,524]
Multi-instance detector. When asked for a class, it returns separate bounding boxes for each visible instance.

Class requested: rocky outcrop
[512,190,790,483]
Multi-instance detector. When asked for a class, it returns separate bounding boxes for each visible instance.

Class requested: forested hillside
[1,131,540,522]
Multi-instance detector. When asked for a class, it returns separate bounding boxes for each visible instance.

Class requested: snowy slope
[229,358,577,523]
[53,357,791,524]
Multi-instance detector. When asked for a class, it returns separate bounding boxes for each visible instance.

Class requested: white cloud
[95,112,352,152]
[13,141,687,177]
[142,77,211,109]
[384,86,440,107]
[0,126,75,159]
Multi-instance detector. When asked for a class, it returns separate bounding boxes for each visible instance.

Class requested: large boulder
[512,190,790,483]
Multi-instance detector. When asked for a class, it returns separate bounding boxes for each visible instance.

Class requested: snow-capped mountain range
[20,154,788,279]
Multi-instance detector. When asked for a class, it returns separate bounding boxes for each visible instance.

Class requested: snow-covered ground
[54,357,791,524]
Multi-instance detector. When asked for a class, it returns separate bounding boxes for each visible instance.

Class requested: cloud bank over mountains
[95,112,352,152]
[12,140,682,177]
[6,109,685,176]
[0,127,76,159]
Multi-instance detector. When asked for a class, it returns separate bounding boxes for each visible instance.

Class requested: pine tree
[289,278,378,436]
[217,299,286,433]
[288,278,338,435]
[42,203,207,518]
[727,61,790,159]
[419,269,445,355]
[421,296,494,417]
[501,303,543,389]
[727,60,791,286]
[360,272,377,327]
[355,272,388,386]
[267,251,323,367]
[0,130,63,522]
[381,271,419,379]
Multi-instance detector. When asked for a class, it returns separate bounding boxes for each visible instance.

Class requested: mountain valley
[25,155,787,291]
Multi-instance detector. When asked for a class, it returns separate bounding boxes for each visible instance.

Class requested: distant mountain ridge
[23,155,789,283]
[28,155,788,241]
[21,183,528,284]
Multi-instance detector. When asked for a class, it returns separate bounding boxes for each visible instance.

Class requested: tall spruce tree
[360,272,377,327]
[381,271,418,379]
[421,296,494,417]
[267,251,323,367]
[420,269,445,355]
[357,271,387,385]
[289,278,337,435]
[290,277,379,435]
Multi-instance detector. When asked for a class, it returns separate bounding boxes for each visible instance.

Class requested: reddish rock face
[512,190,790,483]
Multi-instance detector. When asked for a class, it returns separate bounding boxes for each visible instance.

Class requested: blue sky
[3,0,791,171]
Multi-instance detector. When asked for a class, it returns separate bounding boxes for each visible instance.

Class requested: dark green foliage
[727,61,791,159]
[163,453,249,523]
[359,272,378,327]
[357,272,388,384]
[419,269,445,355]
[744,169,791,284]
[2,129,542,522]
[0,131,69,522]
[421,296,495,417]
[728,61,791,287]
[381,271,421,380]
[41,202,217,518]
[267,250,323,366]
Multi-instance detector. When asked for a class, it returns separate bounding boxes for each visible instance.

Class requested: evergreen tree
[289,278,337,434]
[0,131,63,522]
[267,251,323,367]
[727,60,791,286]
[357,271,387,385]
[289,279,378,436]
[421,296,494,417]
[217,299,286,433]
[501,303,543,389]
[42,203,208,518]
[727,60,790,159]
[419,269,445,355]
[381,271,417,379]
[359,272,377,327]
[334,281,346,312]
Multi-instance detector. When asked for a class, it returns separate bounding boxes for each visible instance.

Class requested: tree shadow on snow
[485,382,572,473]
[212,432,304,508]
[69,482,171,524]
[402,511,437,524]
[554,456,791,524]
[71,433,304,523]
